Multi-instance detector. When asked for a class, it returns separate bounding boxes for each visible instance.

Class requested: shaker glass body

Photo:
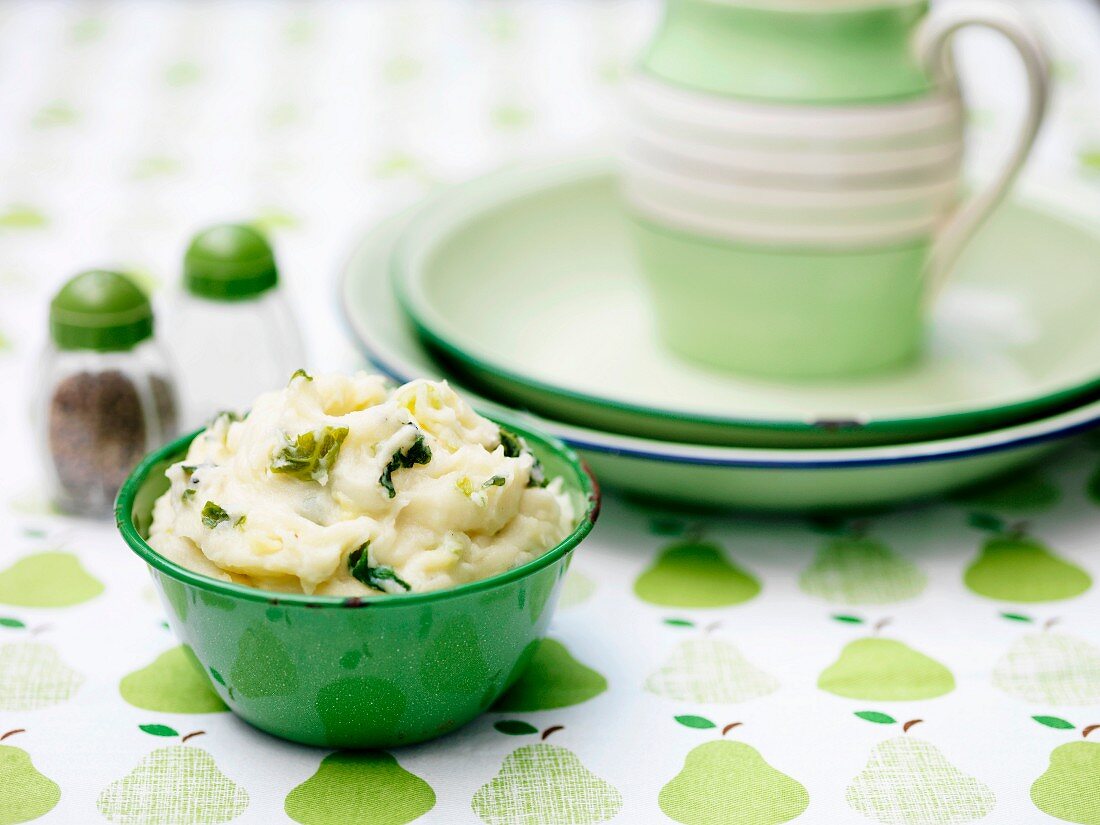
[37,340,179,516]
[170,289,305,429]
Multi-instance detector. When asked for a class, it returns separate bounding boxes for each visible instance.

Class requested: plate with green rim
[388,155,1100,449]
[340,207,1100,512]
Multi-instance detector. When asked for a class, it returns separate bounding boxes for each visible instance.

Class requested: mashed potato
[147,371,575,596]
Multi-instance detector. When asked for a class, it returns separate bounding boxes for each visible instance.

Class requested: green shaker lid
[184,223,278,300]
[50,270,153,351]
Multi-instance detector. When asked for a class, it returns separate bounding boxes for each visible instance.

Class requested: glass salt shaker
[38,270,179,517]
[170,224,305,429]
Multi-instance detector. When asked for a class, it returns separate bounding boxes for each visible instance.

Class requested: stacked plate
[341,155,1100,511]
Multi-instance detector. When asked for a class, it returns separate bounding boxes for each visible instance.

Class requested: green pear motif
[558,569,596,609]
[285,750,435,825]
[993,631,1100,705]
[317,676,407,745]
[1031,730,1100,825]
[0,641,83,711]
[846,734,996,823]
[493,639,606,712]
[949,470,1060,513]
[800,534,926,605]
[634,540,760,608]
[419,616,490,698]
[0,731,60,825]
[97,734,249,824]
[0,552,103,607]
[660,739,809,825]
[472,741,622,824]
[964,520,1091,603]
[819,634,954,701]
[645,637,778,703]
[229,623,298,698]
[120,645,227,713]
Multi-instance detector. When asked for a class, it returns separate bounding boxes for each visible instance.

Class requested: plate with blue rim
[339,200,1100,512]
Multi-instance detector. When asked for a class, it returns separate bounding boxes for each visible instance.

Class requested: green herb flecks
[499,427,523,458]
[497,427,547,488]
[201,501,230,528]
[379,433,432,498]
[271,426,349,485]
[234,515,247,529]
[289,368,313,383]
[347,542,411,592]
[181,464,200,502]
[527,460,548,488]
[484,475,506,488]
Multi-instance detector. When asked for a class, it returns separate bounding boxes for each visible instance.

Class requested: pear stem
[903,719,923,733]
[849,520,869,539]
[1008,521,1029,540]
[181,731,205,743]
[1082,725,1099,740]
[872,618,891,635]
[540,726,563,741]
[0,729,24,741]
[721,722,742,736]
[1043,618,1060,632]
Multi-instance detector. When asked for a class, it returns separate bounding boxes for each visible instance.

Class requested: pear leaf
[139,724,179,737]
[674,715,716,729]
[663,618,695,628]
[968,512,1005,533]
[1032,715,1074,730]
[0,617,25,629]
[832,614,864,624]
[494,720,538,736]
[1000,612,1033,623]
[209,667,226,685]
[854,711,896,724]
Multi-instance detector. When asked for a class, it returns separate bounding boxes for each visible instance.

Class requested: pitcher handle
[915,1,1050,298]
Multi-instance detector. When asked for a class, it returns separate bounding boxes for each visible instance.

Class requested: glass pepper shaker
[38,270,179,517]
[169,223,305,429]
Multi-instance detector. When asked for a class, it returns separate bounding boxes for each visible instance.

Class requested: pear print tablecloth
[4,1,1100,824]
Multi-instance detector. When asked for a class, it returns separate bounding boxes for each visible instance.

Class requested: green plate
[342,208,1100,512]
[390,156,1100,448]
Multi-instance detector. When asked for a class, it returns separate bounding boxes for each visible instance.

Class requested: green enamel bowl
[115,423,599,749]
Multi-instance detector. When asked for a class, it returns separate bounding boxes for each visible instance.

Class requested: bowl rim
[116,417,600,609]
